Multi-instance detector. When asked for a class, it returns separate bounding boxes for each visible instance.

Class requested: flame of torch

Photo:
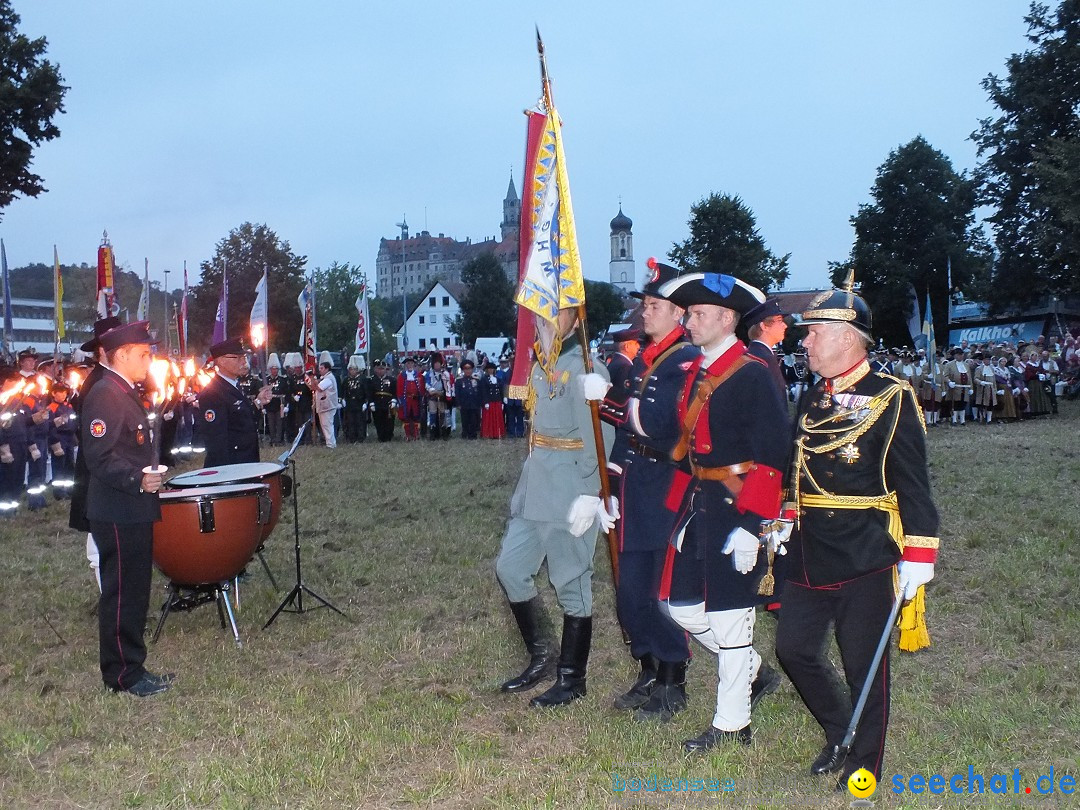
[0,379,27,407]
[148,358,171,409]
[67,369,83,391]
[251,323,265,349]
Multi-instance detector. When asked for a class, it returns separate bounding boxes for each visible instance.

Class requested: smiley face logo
[847,768,877,798]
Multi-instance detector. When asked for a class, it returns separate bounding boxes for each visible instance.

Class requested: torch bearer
[0,380,28,465]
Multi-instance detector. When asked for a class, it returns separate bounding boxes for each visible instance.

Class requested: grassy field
[0,404,1077,809]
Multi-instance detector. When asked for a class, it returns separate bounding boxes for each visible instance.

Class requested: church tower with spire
[501,171,520,242]
[609,203,635,293]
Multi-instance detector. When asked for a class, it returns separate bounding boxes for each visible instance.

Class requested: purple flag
[212,272,228,344]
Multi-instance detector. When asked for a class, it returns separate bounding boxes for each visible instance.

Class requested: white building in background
[608,205,636,294]
[9,297,91,355]
[395,280,467,355]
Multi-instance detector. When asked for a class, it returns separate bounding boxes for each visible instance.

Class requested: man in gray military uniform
[496,307,615,708]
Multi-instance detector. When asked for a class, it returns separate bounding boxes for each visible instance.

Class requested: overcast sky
[2,1,1032,297]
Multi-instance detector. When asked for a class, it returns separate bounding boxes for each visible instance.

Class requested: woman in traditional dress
[992,356,1018,421]
[1024,350,1052,416]
[479,361,505,439]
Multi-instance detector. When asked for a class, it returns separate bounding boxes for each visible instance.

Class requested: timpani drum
[167,462,287,542]
[153,483,270,585]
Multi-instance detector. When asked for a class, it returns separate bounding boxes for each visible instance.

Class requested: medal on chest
[837,442,860,464]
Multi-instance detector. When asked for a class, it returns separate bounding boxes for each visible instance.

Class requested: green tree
[972,0,1080,312]
[367,295,401,362]
[836,136,992,347]
[669,193,790,292]
[450,253,515,346]
[0,2,66,217]
[583,279,627,340]
[312,261,365,357]
[188,223,307,354]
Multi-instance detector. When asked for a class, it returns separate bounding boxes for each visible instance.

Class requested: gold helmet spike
[842,266,856,293]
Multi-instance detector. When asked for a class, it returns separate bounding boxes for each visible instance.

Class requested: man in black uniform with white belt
[82,321,171,697]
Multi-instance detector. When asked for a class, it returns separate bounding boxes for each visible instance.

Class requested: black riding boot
[613,653,659,710]
[530,614,592,707]
[633,659,688,722]
[500,598,555,693]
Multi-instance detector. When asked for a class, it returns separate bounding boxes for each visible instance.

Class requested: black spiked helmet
[798,267,872,334]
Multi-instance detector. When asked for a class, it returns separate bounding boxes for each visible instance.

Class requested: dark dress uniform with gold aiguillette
[196,373,260,467]
[369,366,396,442]
[775,285,940,781]
[83,365,162,692]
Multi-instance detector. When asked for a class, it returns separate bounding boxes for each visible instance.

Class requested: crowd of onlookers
[778,332,1078,425]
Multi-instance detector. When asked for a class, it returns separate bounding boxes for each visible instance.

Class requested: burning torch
[144,358,172,477]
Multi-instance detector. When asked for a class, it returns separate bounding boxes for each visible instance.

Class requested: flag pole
[53,245,61,378]
[536,29,619,587]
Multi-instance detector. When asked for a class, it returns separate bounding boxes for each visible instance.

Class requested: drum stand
[264,457,348,628]
[153,580,244,646]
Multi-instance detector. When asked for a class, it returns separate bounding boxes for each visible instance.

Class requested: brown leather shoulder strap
[672,354,753,461]
[635,342,689,399]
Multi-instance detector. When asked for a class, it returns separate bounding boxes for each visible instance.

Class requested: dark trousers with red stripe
[774,568,893,777]
[91,521,153,690]
[617,547,690,663]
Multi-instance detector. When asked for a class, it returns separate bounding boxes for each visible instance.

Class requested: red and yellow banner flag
[512,105,586,390]
[96,232,117,318]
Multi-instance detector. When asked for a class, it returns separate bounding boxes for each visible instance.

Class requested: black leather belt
[628,436,670,463]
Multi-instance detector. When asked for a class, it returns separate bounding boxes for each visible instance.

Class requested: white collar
[701,334,738,367]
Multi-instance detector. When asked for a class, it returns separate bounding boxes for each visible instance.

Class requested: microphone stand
[264,420,348,628]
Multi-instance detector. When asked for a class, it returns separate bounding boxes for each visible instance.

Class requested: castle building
[375,176,520,299]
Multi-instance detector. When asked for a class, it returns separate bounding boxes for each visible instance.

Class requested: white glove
[761,518,793,555]
[579,373,611,401]
[1038,373,1047,381]
[53,416,65,428]
[484,403,490,410]
[947,380,956,389]
[282,405,290,414]
[722,526,761,574]
[997,390,1005,396]
[390,399,398,408]
[596,496,620,533]
[567,494,600,537]
[503,397,508,404]
[897,560,934,600]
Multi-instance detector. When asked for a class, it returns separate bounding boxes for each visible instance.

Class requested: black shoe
[530,615,592,708]
[613,654,659,710]
[143,671,176,687]
[810,743,848,776]
[109,674,171,697]
[501,598,555,693]
[633,660,688,722]
[682,724,751,752]
[750,662,782,710]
